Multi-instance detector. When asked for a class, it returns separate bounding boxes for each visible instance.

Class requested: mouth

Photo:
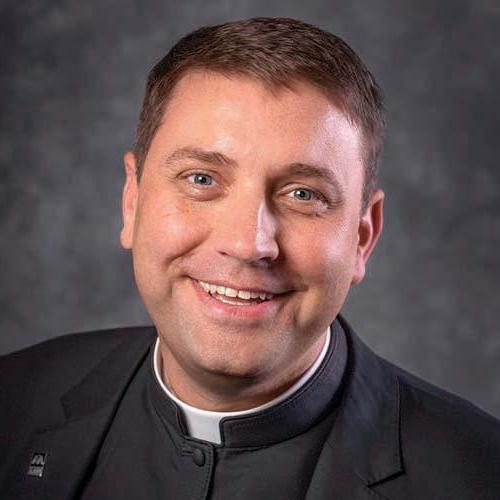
[190,278,290,321]
[197,279,275,306]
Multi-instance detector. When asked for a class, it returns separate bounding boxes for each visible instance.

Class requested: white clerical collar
[153,327,331,444]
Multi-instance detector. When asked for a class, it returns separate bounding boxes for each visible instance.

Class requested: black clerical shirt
[80,322,348,500]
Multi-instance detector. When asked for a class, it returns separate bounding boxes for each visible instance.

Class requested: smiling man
[121,69,380,414]
[1,17,499,500]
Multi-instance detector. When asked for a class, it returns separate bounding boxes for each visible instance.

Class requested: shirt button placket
[181,443,214,500]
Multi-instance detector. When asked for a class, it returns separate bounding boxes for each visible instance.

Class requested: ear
[120,152,139,250]
[351,189,384,285]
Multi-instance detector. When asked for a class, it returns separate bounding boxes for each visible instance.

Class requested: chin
[191,346,274,383]
[202,353,265,379]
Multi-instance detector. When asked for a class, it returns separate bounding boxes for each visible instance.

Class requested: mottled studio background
[1,1,499,418]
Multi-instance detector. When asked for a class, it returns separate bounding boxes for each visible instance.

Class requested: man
[1,17,499,500]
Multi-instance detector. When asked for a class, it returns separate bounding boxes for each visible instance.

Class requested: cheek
[285,220,358,325]
[287,221,354,282]
[132,198,210,289]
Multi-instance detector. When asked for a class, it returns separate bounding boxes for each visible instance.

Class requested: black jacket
[1,316,499,499]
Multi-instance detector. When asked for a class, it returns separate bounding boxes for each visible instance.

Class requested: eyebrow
[163,146,237,169]
[163,146,345,199]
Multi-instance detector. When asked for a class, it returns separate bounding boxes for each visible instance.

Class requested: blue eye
[191,173,213,185]
[292,188,314,201]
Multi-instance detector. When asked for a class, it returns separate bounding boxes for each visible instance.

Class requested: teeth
[198,280,274,301]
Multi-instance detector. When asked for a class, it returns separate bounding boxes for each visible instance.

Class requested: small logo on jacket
[27,452,47,477]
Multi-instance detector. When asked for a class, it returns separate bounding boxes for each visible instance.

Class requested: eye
[189,173,213,186]
[290,188,314,201]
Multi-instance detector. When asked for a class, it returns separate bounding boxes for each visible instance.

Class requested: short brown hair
[134,17,384,212]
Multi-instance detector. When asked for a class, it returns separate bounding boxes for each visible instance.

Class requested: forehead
[151,70,363,188]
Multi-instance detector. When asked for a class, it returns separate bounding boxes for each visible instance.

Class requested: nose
[213,193,280,266]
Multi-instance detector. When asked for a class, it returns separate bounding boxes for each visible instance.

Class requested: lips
[197,279,274,302]
[190,278,287,322]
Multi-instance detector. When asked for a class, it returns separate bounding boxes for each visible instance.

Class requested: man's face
[121,71,383,402]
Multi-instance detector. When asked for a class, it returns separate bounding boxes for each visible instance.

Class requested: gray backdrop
[1,1,499,418]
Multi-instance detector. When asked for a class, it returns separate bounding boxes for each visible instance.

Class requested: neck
[156,331,330,412]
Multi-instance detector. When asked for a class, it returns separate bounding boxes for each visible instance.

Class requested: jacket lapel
[20,327,156,500]
[304,443,385,500]
[305,315,403,500]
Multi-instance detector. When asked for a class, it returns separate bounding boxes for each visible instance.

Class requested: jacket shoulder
[390,358,500,437]
[379,359,500,497]
[0,326,156,425]
[1,326,156,387]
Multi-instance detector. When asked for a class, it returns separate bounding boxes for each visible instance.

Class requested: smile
[197,280,274,305]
